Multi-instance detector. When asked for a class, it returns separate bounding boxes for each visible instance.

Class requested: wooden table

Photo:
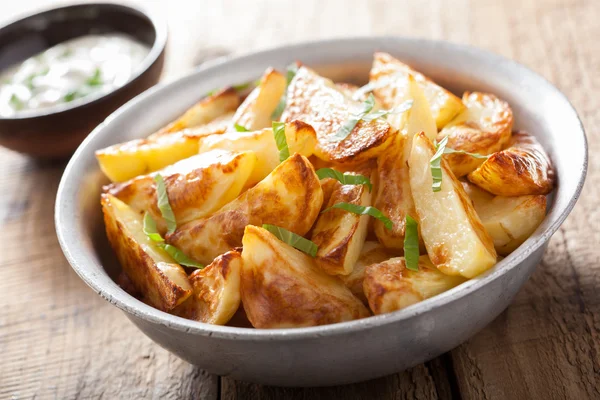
[1,0,598,398]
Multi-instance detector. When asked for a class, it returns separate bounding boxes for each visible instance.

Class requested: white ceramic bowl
[55,37,587,387]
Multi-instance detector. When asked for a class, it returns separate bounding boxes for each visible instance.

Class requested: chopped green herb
[270,63,298,120]
[143,212,204,268]
[206,79,260,97]
[262,224,318,257]
[161,244,204,268]
[63,90,79,102]
[327,96,413,144]
[86,68,102,87]
[60,48,73,58]
[325,94,376,143]
[234,123,249,132]
[404,215,420,271]
[143,212,164,242]
[322,202,392,230]
[232,81,252,91]
[272,121,289,162]
[9,94,24,110]
[362,100,413,122]
[315,168,372,192]
[430,136,489,192]
[153,174,177,234]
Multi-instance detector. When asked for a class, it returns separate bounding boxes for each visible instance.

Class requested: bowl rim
[0,1,167,121]
[55,36,588,341]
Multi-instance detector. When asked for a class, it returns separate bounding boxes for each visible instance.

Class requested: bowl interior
[0,3,158,119]
[56,37,587,338]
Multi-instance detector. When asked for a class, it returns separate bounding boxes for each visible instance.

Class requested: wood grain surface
[0,0,598,399]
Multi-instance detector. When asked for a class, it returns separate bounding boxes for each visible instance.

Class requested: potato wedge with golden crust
[311,170,374,276]
[198,120,317,185]
[370,52,465,129]
[461,182,546,255]
[166,154,323,265]
[105,150,257,233]
[439,92,513,177]
[241,225,370,328]
[96,131,201,183]
[152,88,241,136]
[172,250,242,325]
[409,132,497,278]
[364,256,465,315]
[373,76,435,248]
[232,67,287,131]
[468,131,554,196]
[282,66,394,164]
[101,194,192,311]
[339,241,399,304]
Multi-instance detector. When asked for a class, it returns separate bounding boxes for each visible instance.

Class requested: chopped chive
[272,121,289,162]
[322,202,392,230]
[270,63,298,120]
[430,136,489,192]
[153,174,177,234]
[262,224,318,257]
[315,168,372,192]
[234,123,249,132]
[404,215,420,271]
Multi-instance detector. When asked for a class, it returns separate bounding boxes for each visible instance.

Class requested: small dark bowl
[0,2,167,159]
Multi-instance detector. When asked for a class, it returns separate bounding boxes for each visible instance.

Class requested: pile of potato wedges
[97,52,554,328]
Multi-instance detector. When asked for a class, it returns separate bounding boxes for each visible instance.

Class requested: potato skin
[106,150,256,232]
[282,66,394,164]
[409,132,497,278]
[364,256,465,315]
[172,250,242,325]
[439,92,513,177]
[370,52,465,129]
[241,225,370,328]
[339,241,399,304]
[233,67,287,130]
[102,194,192,312]
[167,153,323,265]
[468,131,554,196]
[311,170,373,276]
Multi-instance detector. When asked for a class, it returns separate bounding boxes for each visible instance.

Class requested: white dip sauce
[0,33,150,116]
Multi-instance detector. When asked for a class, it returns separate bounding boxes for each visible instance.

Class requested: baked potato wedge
[409,132,497,278]
[282,66,394,164]
[96,131,201,183]
[462,182,546,255]
[198,120,317,185]
[439,92,513,177]
[241,225,370,328]
[172,250,242,325]
[364,256,465,315]
[101,194,192,311]
[232,67,287,130]
[105,150,257,232]
[370,52,465,129]
[311,170,374,275]
[468,131,554,196]
[339,241,398,304]
[167,154,323,265]
[152,87,241,136]
[373,75,436,248]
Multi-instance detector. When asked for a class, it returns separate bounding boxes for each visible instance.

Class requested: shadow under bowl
[0,2,166,159]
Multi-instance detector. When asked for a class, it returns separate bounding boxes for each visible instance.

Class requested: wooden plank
[221,360,454,400]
